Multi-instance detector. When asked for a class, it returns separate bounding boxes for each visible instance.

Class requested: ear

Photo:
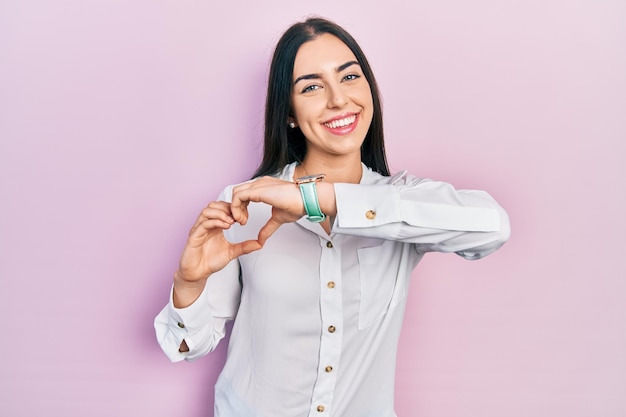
[287,117,298,128]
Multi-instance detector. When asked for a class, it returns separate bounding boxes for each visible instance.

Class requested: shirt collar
[277,161,386,185]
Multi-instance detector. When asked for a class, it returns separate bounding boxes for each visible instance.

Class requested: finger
[231,186,265,205]
[196,211,235,229]
[257,217,282,246]
[230,195,250,225]
[229,202,248,225]
[229,239,263,258]
[231,176,290,223]
[194,203,234,226]
[203,202,235,219]
[188,219,233,240]
[207,200,231,210]
[241,239,263,254]
[230,185,245,221]
[239,201,250,225]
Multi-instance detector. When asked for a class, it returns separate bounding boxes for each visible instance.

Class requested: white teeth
[324,115,356,129]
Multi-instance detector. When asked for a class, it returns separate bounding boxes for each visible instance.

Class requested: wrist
[315,182,337,217]
[173,271,206,308]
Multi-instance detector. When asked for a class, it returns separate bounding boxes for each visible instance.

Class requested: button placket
[307,237,343,417]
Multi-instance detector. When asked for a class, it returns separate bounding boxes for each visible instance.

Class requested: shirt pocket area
[357,241,403,329]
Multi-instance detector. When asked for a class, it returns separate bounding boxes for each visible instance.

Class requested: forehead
[293,33,358,75]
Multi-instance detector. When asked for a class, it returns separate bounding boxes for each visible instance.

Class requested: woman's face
[291,33,373,161]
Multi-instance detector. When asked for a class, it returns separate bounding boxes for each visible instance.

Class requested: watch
[295,174,326,223]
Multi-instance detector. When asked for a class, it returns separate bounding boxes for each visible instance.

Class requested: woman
[155,17,510,417]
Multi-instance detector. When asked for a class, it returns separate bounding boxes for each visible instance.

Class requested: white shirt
[155,162,510,417]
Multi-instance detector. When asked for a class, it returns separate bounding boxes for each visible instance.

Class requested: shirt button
[365,209,376,220]
[328,325,336,333]
[325,365,333,373]
[327,281,335,289]
[326,241,333,248]
[177,322,185,329]
[317,405,325,412]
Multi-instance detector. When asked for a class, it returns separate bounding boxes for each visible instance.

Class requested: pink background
[1,1,625,416]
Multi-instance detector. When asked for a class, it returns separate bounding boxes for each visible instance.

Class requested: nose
[326,83,348,109]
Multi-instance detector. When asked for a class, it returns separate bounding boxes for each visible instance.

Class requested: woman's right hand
[172,201,262,308]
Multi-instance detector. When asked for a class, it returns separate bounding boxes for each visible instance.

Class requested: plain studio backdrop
[1,1,624,416]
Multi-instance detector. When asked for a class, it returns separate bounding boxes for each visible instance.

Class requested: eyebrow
[293,60,360,85]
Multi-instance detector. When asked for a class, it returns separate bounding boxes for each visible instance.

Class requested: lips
[321,113,360,135]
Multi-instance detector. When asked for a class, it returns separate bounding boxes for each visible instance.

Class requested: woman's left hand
[230,177,306,244]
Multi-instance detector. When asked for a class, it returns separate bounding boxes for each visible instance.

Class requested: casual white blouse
[155,162,510,417]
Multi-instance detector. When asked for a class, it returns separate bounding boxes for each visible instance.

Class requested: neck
[296,154,363,184]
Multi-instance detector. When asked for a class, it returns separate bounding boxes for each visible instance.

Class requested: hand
[230,177,306,245]
[174,201,262,307]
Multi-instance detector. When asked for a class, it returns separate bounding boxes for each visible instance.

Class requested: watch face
[296,174,325,184]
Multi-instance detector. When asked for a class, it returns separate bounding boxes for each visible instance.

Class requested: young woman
[155,17,510,417]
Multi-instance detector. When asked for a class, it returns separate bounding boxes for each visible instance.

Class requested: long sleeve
[332,171,510,259]
[154,258,242,362]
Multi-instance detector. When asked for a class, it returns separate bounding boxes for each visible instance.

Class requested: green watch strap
[298,181,326,223]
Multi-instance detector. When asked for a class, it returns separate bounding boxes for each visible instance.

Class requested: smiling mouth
[323,114,357,129]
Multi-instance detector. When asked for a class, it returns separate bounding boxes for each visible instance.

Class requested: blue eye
[302,84,321,93]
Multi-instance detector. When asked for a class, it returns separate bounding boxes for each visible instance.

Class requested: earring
[288,121,296,129]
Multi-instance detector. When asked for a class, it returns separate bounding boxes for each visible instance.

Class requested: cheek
[359,89,374,117]
[355,85,374,109]
[364,86,374,107]
[292,98,320,122]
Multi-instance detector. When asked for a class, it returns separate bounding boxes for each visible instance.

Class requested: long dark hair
[252,17,389,178]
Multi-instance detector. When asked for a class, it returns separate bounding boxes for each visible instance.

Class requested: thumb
[257,217,282,246]
[230,239,263,258]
